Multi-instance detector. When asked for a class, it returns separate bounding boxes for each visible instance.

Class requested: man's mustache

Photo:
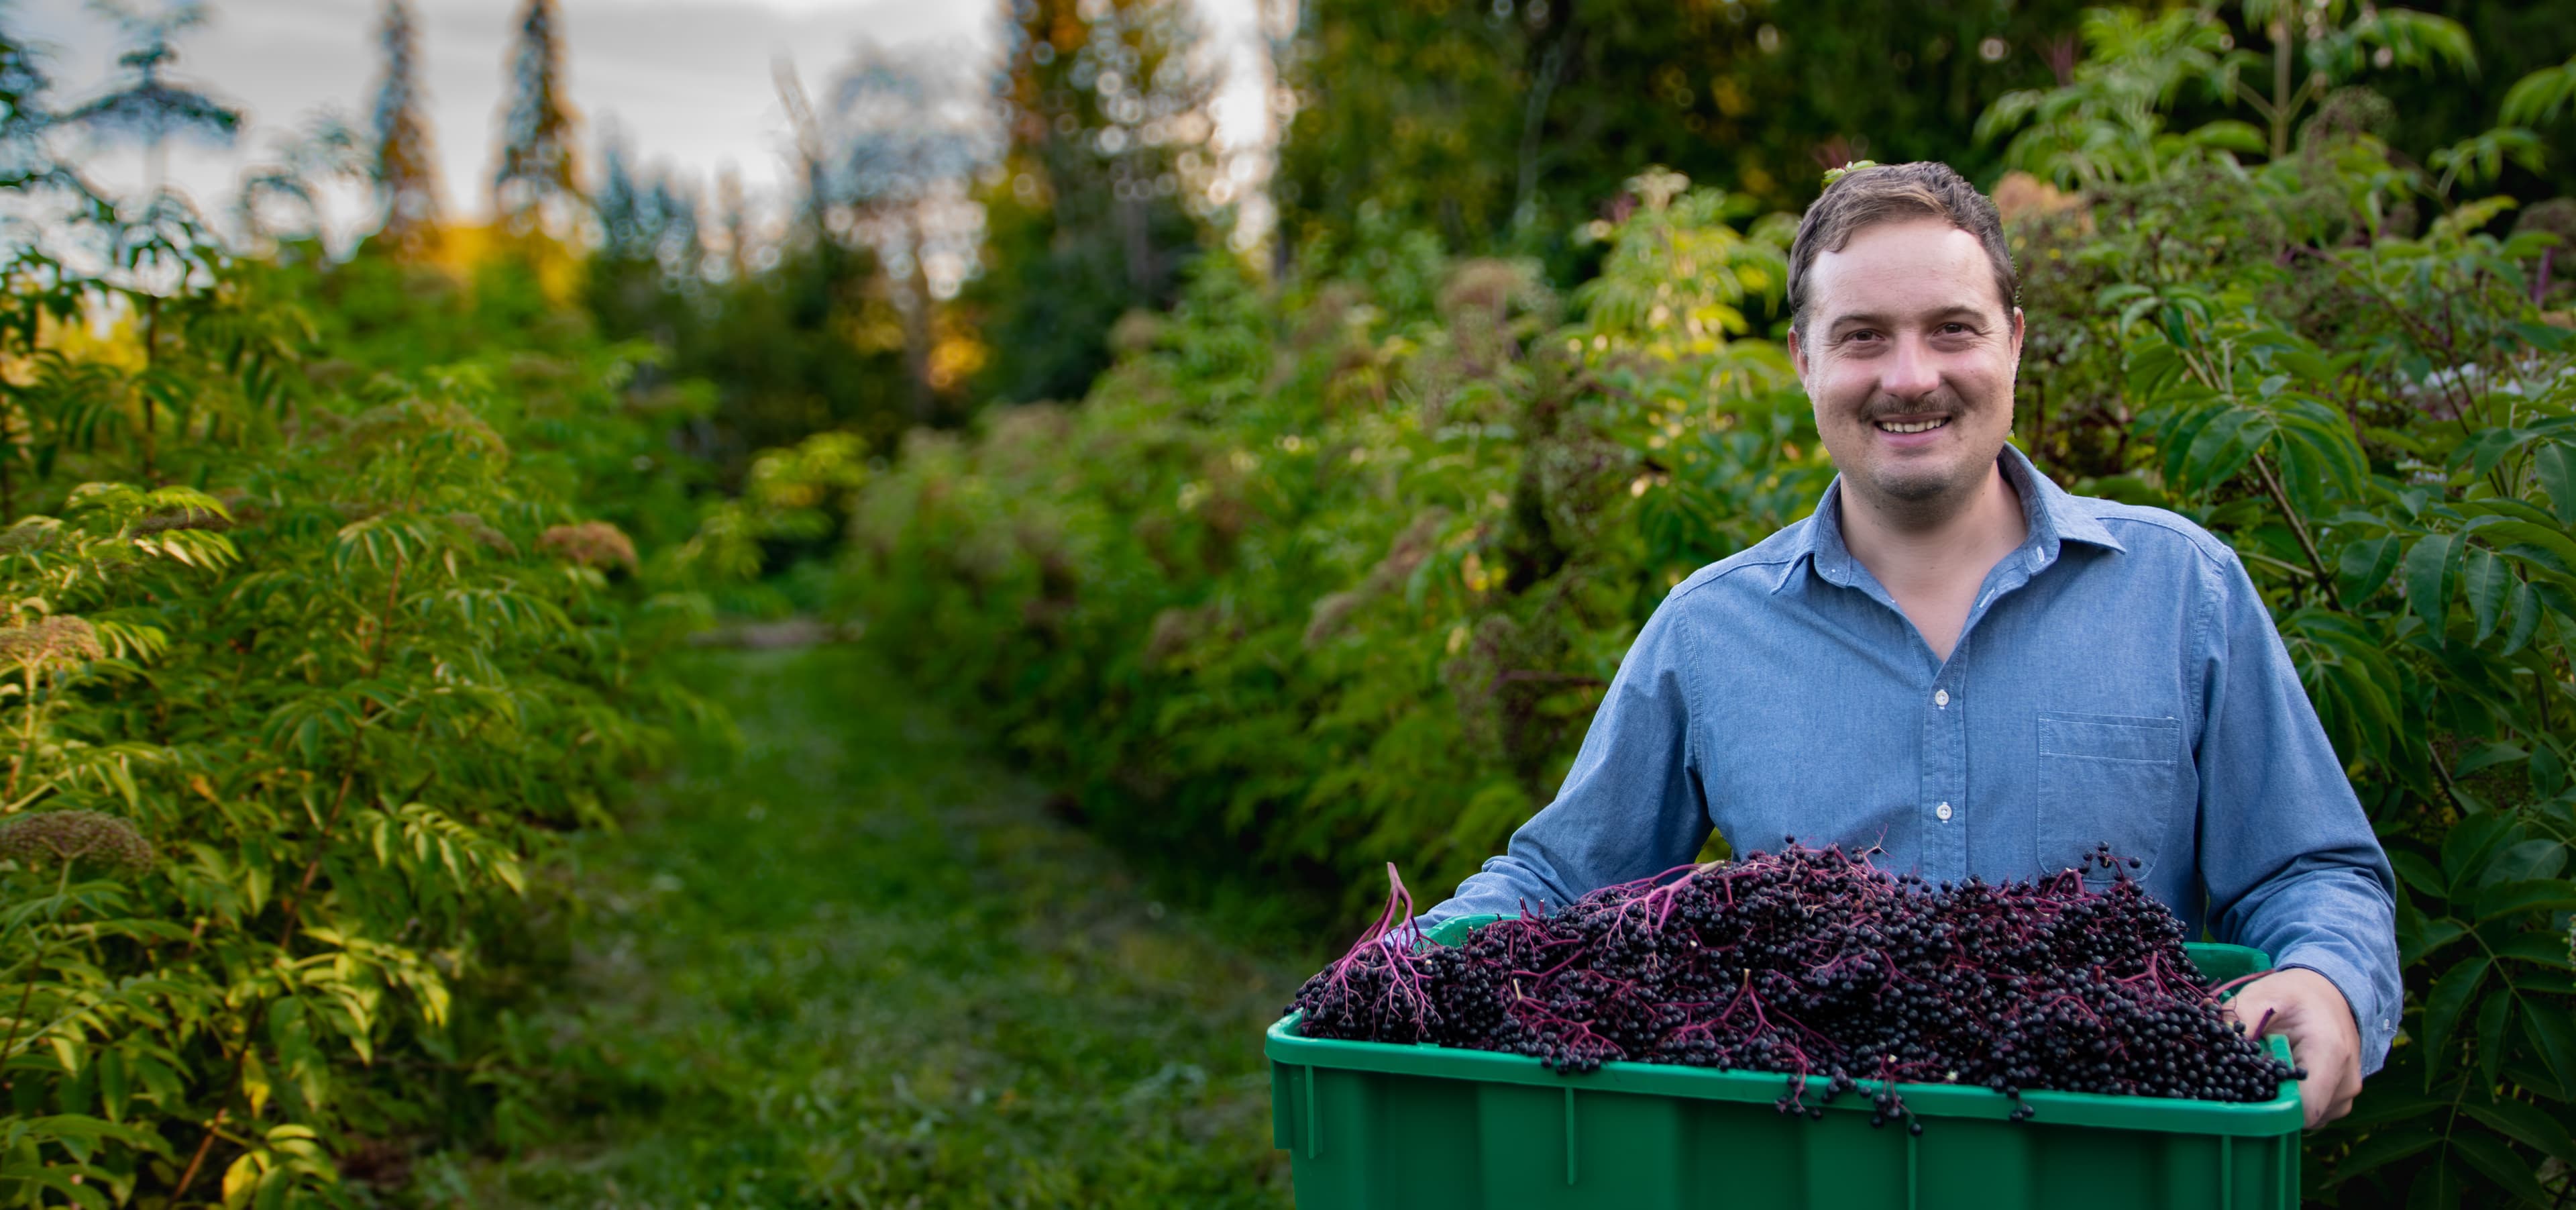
[1858,391,1968,422]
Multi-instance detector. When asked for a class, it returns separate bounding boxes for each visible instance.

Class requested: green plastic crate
[1267,914,2304,1209]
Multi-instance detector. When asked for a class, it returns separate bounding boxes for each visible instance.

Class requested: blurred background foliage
[0,0,2574,1204]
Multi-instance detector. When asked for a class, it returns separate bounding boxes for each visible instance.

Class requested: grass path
[417,646,1304,1207]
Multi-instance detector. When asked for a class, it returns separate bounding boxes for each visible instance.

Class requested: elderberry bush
[1285,843,2298,1126]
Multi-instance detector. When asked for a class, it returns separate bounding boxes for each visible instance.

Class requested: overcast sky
[19,0,1268,241]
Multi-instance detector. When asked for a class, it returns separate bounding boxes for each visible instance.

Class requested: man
[1410,161,2398,1130]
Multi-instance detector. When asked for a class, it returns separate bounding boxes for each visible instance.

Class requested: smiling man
[1409,161,2399,1129]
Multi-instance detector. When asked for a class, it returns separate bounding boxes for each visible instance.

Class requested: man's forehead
[1805,220,2008,320]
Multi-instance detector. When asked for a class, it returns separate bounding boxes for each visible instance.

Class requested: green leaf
[2188,409,2271,491]
[2391,848,2451,899]
[2422,956,2491,1083]
[2481,519,2576,578]
[2481,839,2570,887]
[2159,401,2230,487]
[2516,319,2576,353]
[2455,742,2530,779]
[2339,1087,2457,1132]
[2525,1009,2576,1100]
[2332,1125,2444,1184]
[2471,878,2576,923]
[0,1168,109,1210]
[2404,532,2461,643]
[2475,992,2512,1089]
[2455,426,2529,481]
[2457,498,2565,527]
[2338,534,2403,603]
[2538,443,2576,523]
[2446,813,2520,887]
[2494,931,2576,971]
[2503,581,2542,656]
[2452,1129,2555,1207]
[2534,578,2576,626]
[2463,1098,2576,1166]
[2408,1156,2463,1210]
[2534,745,2569,800]
[2402,914,2470,968]
[2462,548,2511,644]
[99,1048,126,1123]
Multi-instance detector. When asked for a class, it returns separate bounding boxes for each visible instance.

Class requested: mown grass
[409,645,1305,1208]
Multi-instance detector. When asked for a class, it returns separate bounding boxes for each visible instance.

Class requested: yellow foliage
[430,222,586,307]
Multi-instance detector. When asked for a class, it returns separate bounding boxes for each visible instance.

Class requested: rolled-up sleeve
[2192,547,2402,1072]
[1413,589,1713,933]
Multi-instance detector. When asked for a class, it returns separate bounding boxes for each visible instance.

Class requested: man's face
[1789,217,2024,520]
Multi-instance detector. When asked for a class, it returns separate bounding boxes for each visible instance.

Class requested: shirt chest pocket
[2034,711,2183,883]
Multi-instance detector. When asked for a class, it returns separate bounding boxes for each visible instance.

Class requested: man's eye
[1939,322,1972,336]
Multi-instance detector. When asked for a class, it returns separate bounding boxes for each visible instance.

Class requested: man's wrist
[2270,952,2383,1062]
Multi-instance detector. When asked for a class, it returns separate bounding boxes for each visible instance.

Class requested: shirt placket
[1921,552,2042,880]
[1922,665,1968,879]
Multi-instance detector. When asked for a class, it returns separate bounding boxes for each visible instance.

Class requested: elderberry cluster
[1286,842,2298,1127]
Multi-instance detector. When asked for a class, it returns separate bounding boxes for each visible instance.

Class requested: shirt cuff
[2271,946,2394,1075]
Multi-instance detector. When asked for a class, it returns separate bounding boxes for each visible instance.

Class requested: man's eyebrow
[1823,304,1994,330]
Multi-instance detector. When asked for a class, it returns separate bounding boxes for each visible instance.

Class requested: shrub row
[0,243,707,1206]
[826,105,2576,1210]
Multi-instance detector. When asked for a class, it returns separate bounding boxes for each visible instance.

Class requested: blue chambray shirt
[1417,443,2402,1073]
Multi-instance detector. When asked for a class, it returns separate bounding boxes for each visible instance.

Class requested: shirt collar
[1776,443,2125,594]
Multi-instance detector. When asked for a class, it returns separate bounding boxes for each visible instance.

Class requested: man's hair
[1785,162,2017,346]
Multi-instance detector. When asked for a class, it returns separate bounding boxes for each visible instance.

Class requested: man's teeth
[1876,417,1950,434]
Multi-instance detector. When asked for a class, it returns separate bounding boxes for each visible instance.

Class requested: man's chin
[1853,464,1983,517]
[1866,466,1963,503]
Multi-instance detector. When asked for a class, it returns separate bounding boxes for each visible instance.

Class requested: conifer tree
[822,48,996,422]
[64,0,239,204]
[370,0,441,257]
[714,165,749,281]
[972,0,1213,405]
[592,130,700,276]
[492,0,579,237]
[0,15,68,197]
[62,0,237,480]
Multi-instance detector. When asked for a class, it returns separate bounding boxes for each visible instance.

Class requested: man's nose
[1880,334,1943,403]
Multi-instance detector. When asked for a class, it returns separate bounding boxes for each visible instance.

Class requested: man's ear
[2010,307,2026,360]
[1788,327,1810,383]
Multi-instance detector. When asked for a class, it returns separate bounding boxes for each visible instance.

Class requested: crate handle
[1564,1087,1578,1185]
[1906,1123,1919,1209]
[1270,1062,1293,1152]
[2220,1133,2233,1210]
[1305,1064,1318,1160]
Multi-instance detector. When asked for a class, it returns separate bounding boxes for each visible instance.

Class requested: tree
[1271,0,2095,281]
[61,0,239,205]
[492,0,580,239]
[60,0,238,480]
[0,16,66,199]
[594,134,686,269]
[234,111,366,247]
[370,0,442,258]
[589,128,703,328]
[823,46,1000,421]
[2227,0,2471,159]
[969,0,1215,405]
[584,83,913,485]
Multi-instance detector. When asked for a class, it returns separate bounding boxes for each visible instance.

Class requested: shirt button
[1933,689,1950,708]
[1936,802,1953,821]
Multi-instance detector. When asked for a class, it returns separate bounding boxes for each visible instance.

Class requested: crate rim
[1267,923,2304,1138]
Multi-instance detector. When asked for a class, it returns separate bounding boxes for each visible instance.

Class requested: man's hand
[2225,968,2362,1129]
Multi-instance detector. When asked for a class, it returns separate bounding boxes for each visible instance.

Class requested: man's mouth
[1874,416,1950,434]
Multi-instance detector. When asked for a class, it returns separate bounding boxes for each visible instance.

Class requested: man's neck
[1834,463,2029,610]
